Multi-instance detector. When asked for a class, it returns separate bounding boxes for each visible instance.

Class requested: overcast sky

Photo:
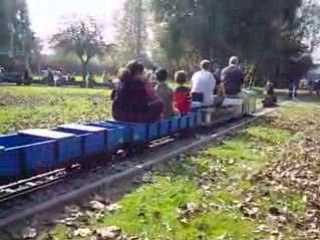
[27,0,124,43]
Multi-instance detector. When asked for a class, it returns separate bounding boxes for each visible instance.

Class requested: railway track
[0,137,175,205]
[0,105,279,228]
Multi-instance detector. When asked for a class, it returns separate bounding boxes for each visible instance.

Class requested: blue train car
[19,129,82,167]
[56,124,107,156]
[87,121,126,152]
[104,121,148,145]
[159,119,171,138]
[0,134,56,178]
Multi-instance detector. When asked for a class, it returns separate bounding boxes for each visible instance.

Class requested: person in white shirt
[191,60,216,107]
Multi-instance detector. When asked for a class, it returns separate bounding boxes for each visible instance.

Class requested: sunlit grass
[0,86,111,133]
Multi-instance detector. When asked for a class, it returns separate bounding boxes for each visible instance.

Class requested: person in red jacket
[173,70,191,115]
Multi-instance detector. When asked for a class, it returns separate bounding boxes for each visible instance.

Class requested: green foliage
[149,0,314,84]
[0,0,34,64]
[0,86,111,134]
[115,0,148,62]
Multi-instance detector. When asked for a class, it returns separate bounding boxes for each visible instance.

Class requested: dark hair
[126,60,145,77]
[118,68,131,82]
[156,68,168,82]
[175,70,187,85]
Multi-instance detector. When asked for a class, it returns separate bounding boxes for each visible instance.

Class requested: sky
[27,0,124,48]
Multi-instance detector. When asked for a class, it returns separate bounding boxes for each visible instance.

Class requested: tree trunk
[81,59,89,82]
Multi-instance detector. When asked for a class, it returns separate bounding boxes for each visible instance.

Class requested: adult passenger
[112,61,164,123]
[221,56,244,97]
[191,60,216,107]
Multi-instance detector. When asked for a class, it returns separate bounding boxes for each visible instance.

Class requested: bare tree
[51,18,113,80]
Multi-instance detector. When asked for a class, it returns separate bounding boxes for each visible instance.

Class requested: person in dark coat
[112,61,164,123]
[220,56,245,97]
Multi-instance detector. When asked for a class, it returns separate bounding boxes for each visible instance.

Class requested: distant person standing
[221,56,245,97]
[191,60,216,107]
[47,69,54,86]
[288,79,300,99]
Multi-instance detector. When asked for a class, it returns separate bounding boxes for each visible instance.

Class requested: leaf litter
[39,103,320,239]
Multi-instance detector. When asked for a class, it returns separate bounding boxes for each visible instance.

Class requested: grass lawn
[0,85,264,134]
[0,86,111,134]
[42,101,320,240]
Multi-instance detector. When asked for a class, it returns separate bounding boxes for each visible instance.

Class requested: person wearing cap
[191,60,216,107]
[154,68,176,118]
[221,56,245,97]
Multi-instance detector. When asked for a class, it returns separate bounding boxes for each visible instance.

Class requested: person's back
[221,57,244,96]
[154,68,175,118]
[191,60,216,106]
[112,62,163,123]
[155,83,174,117]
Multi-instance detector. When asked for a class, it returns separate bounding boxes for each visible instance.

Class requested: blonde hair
[175,70,187,85]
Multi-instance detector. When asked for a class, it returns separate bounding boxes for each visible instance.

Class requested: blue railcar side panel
[0,150,21,177]
[86,121,126,151]
[196,111,202,126]
[170,117,180,133]
[57,138,82,163]
[148,122,159,141]
[0,134,58,177]
[82,132,105,155]
[24,141,56,175]
[19,129,82,165]
[188,113,196,129]
[180,115,189,130]
[107,122,132,143]
[107,128,125,151]
[159,120,170,137]
[106,121,147,144]
[129,124,147,143]
[56,127,106,156]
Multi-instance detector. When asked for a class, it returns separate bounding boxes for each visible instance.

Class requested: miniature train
[0,90,257,183]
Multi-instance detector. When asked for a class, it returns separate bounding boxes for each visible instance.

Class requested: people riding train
[111,56,249,124]
[111,61,164,123]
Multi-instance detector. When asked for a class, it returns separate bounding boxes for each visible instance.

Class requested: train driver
[220,56,245,97]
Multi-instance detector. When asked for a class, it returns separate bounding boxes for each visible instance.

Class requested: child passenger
[154,68,175,118]
[173,71,191,115]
